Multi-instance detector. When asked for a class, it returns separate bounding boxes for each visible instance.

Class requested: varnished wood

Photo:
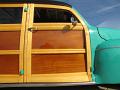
[24,4,34,82]
[84,25,92,80]
[0,31,20,50]
[32,54,86,74]
[33,23,84,30]
[0,4,26,83]
[0,24,21,31]
[0,4,23,7]
[0,50,19,55]
[32,49,86,54]
[0,55,19,74]
[19,4,28,82]
[0,75,20,83]
[32,30,85,49]
[35,4,71,11]
[26,4,91,82]
[31,72,89,82]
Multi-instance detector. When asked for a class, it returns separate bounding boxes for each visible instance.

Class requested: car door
[0,4,27,83]
[25,4,91,82]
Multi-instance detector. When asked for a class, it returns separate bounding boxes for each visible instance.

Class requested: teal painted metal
[94,39,120,84]
[20,70,24,75]
[97,27,120,40]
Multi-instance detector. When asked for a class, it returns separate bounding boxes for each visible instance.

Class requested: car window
[0,7,22,24]
[34,8,79,23]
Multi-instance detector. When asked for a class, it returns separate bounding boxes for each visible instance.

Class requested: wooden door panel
[0,4,27,83]
[0,31,20,50]
[0,55,19,74]
[32,30,85,49]
[26,4,91,82]
[32,54,86,74]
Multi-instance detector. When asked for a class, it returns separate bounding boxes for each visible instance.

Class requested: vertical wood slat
[24,4,34,82]
[19,4,28,82]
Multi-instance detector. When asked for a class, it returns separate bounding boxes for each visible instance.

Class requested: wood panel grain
[32,30,85,49]
[32,54,86,74]
[0,55,19,74]
[0,31,20,50]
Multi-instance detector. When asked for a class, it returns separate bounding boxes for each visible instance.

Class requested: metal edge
[0,82,96,88]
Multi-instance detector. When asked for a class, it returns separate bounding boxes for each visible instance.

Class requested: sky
[55,0,120,29]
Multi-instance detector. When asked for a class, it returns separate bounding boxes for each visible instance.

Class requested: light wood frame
[25,4,91,82]
[0,4,27,83]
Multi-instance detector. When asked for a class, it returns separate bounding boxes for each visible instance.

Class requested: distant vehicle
[0,0,120,87]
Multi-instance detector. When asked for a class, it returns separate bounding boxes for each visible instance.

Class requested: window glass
[34,8,79,23]
[0,7,22,24]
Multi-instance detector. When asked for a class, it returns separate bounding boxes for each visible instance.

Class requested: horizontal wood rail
[0,75,20,83]
[0,50,20,55]
[0,4,23,7]
[33,23,84,31]
[30,72,89,82]
[0,24,21,31]
[32,49,86,54]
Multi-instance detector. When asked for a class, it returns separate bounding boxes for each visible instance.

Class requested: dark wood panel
[0,31,20,50]
[32,54,86,74]
[32,30,85,49]
[0,55,19,74]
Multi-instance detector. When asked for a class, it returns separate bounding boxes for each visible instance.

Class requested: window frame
[34,7,79,23]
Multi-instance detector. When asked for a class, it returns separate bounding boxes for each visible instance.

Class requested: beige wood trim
[0,4,23,7]
[0,24,21,31]
[33,23,83,31]
[19,4,28,82]
[24,4,34,82]
[23,4,29,83]
[32,49,86,54]
[35,4,71,10]
[30,72,89,82]
[84,25,92,81]
[34,4,86,26]
[34,23,83,26]
[0,50,19,55]
[0,75,20,83]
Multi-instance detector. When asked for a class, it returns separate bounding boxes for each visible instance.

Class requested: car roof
[0,0,71,7]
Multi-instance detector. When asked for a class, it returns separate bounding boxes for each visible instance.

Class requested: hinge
[24,6,28,12]
[20,69,24,75]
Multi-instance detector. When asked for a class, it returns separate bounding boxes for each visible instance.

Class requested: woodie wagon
[0,0,120,87]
